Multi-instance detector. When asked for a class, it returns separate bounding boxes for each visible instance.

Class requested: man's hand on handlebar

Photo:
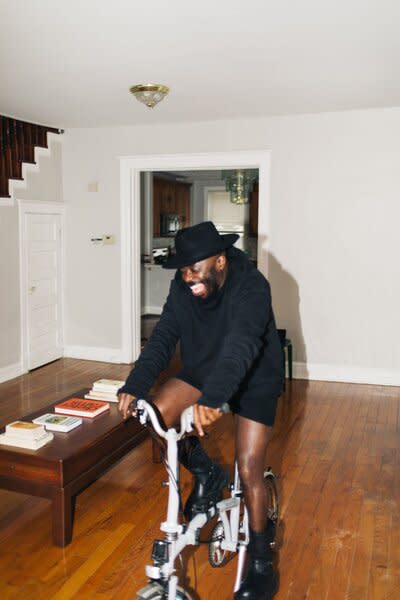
[118,392,137,420]
[193,404,222,437]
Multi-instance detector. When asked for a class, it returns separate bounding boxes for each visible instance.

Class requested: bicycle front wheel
[264,467,279,523]
[136,581,195,600]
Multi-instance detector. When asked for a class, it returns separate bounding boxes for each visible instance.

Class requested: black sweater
[119,247,284,408]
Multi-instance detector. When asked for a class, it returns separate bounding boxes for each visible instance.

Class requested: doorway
[119,151,271,364]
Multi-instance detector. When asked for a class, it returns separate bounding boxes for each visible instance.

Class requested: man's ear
[216,253,227,271]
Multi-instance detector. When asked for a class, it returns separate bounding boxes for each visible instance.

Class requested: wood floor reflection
[0,358,399,599]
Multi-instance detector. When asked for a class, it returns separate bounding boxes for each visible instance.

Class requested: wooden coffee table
[0,391,147,546]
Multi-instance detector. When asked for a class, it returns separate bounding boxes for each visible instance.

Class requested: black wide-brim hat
[162,221,239,269]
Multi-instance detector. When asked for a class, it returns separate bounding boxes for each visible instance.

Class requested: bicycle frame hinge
[145,564,161,579]
[160,521,183,535]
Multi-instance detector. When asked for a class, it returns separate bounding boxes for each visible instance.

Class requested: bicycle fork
[145,428,211,599]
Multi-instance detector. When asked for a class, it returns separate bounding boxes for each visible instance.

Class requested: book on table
[92,379,125,393]
[85,378,125,403]
[0,421,54,450]
[0,432,54,450]
[32,413,83,432]
[54,397,110,418]
[5,421,47,439]
[84,390,119,402]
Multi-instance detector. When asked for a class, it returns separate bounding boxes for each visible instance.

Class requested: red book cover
[54,397,110,418]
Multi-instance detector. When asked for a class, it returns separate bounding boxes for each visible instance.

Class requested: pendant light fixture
[129,84,169,108]
[221,169,258,205]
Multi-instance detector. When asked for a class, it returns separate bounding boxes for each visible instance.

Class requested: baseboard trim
[293,361,400,386]
[2,354,395,387]
[0,362,24,384]
[64,346,123,364]
[141,306,162,316]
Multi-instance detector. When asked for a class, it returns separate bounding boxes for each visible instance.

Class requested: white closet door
[25,212,63,370]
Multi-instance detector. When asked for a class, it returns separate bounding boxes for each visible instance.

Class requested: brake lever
[130,399,138,411]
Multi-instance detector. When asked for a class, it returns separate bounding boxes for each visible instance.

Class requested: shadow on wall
[266,251,308,382]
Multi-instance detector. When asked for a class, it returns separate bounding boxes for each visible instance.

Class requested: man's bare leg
[152,377,202,427]
[150,378,201,461]
[152,377,228,519]
[234,415,277,600]
[234,415,273,531]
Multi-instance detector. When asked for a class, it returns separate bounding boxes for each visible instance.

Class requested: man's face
[180,255,222,299]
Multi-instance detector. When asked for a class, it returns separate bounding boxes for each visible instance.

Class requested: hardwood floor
[0,358,399,599]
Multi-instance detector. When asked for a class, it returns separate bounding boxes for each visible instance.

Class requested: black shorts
[176,370,280,427]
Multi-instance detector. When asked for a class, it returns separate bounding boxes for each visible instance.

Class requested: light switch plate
[102,234,115,245]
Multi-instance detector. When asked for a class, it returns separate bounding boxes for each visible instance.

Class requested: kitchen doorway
[139,169,259,345]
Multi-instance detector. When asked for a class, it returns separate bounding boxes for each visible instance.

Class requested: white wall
[0,136,64,381]
[0,206,20,373]
[62,108,400,385]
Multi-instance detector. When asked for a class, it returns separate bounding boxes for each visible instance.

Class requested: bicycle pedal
[266,466,279,479]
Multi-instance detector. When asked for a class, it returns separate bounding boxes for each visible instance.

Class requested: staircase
[0,115,62,198]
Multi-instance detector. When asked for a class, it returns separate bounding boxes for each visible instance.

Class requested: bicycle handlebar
[134,399,194,440]
[132,399,231,440]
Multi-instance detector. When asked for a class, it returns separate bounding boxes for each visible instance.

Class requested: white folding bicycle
[134,399,279,600]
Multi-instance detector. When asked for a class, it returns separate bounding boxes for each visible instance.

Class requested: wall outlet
[88,181,99,192]
[102,234,115,245]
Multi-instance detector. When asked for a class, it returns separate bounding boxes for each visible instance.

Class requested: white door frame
[17,200,66,372]
[119,150,271,364]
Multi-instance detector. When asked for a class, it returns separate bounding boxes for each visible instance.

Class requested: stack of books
[0,421,54,450]
[84,378,125,403]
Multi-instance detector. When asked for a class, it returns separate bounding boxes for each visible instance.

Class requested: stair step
[0,116,61,199]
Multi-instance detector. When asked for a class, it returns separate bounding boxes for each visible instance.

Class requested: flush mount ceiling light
[129,83,169,108]
[221,169,258,205]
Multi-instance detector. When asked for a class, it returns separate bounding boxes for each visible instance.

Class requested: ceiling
[1,0,399,128]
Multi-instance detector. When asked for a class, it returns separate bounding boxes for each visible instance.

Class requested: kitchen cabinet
[153,176,192,237]
[249,183,259,237]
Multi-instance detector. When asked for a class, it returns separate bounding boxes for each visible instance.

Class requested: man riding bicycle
[118,221,284,600]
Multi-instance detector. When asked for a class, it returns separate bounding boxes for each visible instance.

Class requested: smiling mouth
[189,283,207,297]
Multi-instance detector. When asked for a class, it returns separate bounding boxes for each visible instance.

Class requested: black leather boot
[234,521,278,600]
[178,435,229,520]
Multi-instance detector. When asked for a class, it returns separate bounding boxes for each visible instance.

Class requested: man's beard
[202,266,220,296]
